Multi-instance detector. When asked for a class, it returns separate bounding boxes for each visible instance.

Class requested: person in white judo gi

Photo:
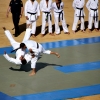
[24,0,40,37]
[40,0,54,37]
[3,27,29,65]
[52,0,70,35]
[3,27,60,76]
[86,0,99,32]
[72,0,85,34]
[21,28,60,76]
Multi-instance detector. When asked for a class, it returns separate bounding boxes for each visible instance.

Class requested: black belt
[27,12,37,15]
[27,12,37,21]
[31,43,39,56]
[43,12,52,22]
[76,7,84,20]
[37,43,39,49]
[55,10,63,22]
[90,8,98,22]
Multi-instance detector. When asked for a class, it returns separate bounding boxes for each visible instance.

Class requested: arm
[3,53,21,65]
[6,6,11,18]
[39,1,43,11]
[20,7,24,18]
[20,0,24,18]
[62,2,64,9]
[37,3,40,20]
[86,0,91,11]
[72,0,76,10]
[97,0,99,7]
[24,1,29,20]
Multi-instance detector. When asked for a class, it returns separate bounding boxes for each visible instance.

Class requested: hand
[6,13,9,18]
[2,27,6,30]
[4,51,6,54]
[26,16,29,20]
[37,16,39,20]
[20,14,22,18]
[20,55,24,60]
[29,49,34,53]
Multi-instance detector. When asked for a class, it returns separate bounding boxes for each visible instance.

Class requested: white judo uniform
[23,28,51,68]
[3,29,32,65]
[52,1,69,34]
[40,0,52,34]
[72,0,85,31]
[25,0,40,35]
[3,30,26,64]
[86,0,99,29]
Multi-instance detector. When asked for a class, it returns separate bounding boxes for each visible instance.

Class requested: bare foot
[72,31,76,34]
[31,34,36,38]
[88,29,92,33]
[95,29,99,32]
[2,27,6,30]
[29,72,35,76]
[81,30,85,33]
[56,33,60,35]
[49,33,55,36]
[65,32,70,35]
[41,34,45,37]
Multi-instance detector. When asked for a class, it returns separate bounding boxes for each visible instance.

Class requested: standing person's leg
[94,16,99,32]
[48,14,54,36]
[61,14,70,34]
[41,13,46,37]
[54,13,60,35]
[80,17,85,32]
[2,27,20,49]
[31,21,36,38]
[88,14,93,32]
[12,13,20,37]
[72,15,79,33]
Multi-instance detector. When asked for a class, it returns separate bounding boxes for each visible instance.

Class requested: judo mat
[0,37,100,100]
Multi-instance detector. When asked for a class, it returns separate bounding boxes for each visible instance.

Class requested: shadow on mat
[9,62,62,72]
[35,62,62,72]
[19,23,26,34]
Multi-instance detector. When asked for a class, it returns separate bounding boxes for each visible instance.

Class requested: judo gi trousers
[41,12,52,34]
[54,11,69,34]
[4,30,20,50]
[72,16,85,31]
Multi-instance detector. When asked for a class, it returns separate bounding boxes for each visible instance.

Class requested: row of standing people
[72,0,99,34]
[6,0,99,37]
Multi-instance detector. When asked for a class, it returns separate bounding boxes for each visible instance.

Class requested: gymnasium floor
[0,37,100,100]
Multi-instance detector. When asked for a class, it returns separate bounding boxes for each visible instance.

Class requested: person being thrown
[3,27,60,76]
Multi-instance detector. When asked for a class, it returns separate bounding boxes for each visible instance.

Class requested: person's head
[20,43,26,50]
[11,43,26,53]
[55,0,61,3]
[31,0,35,2]
[21,59,27,65]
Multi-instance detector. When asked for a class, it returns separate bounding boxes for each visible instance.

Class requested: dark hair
[58,0,62,3]
[21,59,27,65]
[20,43,26,48]
[11,43,26,53]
